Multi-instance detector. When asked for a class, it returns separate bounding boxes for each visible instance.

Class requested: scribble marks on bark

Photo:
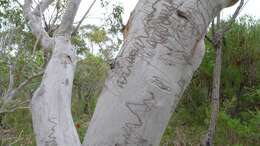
[45,117,58,146]
[150,76,171,93]
[116,48,139,88]
[122,92,156,145]
[114,0,178,89]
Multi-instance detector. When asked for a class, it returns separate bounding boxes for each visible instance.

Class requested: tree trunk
[31,36,81,146]
[201,0,244,142]
[201,39,222,146]
[24,0,82,145]
[83,0,238,145]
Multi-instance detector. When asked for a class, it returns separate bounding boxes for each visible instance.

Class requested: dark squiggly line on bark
[45,117,58,146]
[115,0,178,89]
[122,92,156,145]
[150,76,172,93]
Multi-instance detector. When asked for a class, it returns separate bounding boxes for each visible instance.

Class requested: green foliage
[101,0,124,34]
[73,54,109,141]
[89,28,107,43]
[161,16,260,146]
[215,110,260,145]
[0,54,109,145]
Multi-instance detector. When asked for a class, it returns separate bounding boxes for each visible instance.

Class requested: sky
[76,0,260,25]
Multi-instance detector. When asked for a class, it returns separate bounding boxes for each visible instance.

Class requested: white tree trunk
[83,0,237,145]
[31,36,81,146]
[24,0,82,145]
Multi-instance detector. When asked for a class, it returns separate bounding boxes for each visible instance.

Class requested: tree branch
[0,100,30,114]
[0,70,43,114]
[222,0,245,33]
[72,0,97,35]
[5,64,15,100]
[24,0,54,49]
[56,0,82,36]
[205,35,214,45]
[16,71,44,92]
[201,1,246,145]
[2,70,44,101]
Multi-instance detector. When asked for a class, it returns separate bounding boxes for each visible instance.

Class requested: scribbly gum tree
[84,0,239,145]
[23,0,239,146]
[24,0,82,146]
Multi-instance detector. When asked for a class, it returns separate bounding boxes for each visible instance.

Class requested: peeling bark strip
[84,0,238,146]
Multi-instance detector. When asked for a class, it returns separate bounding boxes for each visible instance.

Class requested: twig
[205,35,214,45]
[32,37,40,57]
[73,0,97,35]
[222,0,246,33]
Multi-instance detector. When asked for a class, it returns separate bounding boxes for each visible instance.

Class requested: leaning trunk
[31,36,81,146]
[202,42,222,146]
[201,14,223,146]
[83,0,237,145]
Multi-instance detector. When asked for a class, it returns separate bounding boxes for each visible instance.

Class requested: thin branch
[24,0,54,49]
[56,0,82,35]
[201,1,246,145]
[33,37,40,56]
[2,70,44,101]
[73,0,97,35]
[47,2,57,27]
[8,130,24,145]
[222,0,245,33]
[205,35,214,45]
[49,1,63,33]
[0,70,43,114]
[209,0,246,46]
[16,71,44,92]
[0,101,30,114]
[42,13,49,32]
[5,64,14,99]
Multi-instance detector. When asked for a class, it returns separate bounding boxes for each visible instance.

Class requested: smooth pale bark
[24,0,82,145]
[83,0,238,145]
[31,36,81,146]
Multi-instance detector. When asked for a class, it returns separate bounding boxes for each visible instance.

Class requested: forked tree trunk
[31,36,81,146]
[24,0,82,145]
[83,0,238,145]
[25,0,238,145]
